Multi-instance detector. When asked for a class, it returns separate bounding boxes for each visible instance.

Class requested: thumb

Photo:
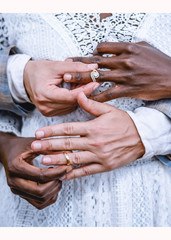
[71,82,100,98]
[77,92,114,117]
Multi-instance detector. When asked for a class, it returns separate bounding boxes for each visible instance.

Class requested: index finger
[35,121,89,139]
[18,161,71,183]
[56,61,98,74]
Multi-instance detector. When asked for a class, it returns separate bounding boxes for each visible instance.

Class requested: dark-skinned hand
[63,41,171,102]
[0,132,71,209]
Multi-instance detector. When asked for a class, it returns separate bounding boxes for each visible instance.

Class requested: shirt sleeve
[7,53,32,103]
[127,107,171,166]
[0,46,35,116]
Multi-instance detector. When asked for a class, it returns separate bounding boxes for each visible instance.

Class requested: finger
[77,92,115,117]
[22,187,60,210]
[62,163,103,180]
[42,151,96,166]
[70,82,100,98]
[89,85,129,102]
[10,177,60,198]
[32,137,87,152]
[65,56,124,69]
[11,180,61,203]
[95,42,137,55]
[64,70,126,84]
[15,161,70,183]
[56,61,98,74]
[35,121,89,139]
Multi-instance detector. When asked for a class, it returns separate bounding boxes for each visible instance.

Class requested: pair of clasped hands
[2,41,171,209]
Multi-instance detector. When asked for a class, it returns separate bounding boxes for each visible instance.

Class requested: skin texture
[0,132,71,209]
[24,60,99,116]
[63,41,171,102]
[31,92,145,180]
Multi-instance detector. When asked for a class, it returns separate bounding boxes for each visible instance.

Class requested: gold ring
[63,152,71,166]
[90,69,99,82]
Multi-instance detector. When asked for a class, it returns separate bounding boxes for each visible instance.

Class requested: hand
[31,92,145,180]
[0,132,71,209]
[24,60,99,116]
[63,41,171,102]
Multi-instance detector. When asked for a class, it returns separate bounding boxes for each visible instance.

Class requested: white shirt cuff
[7,54,31,103]
[127,107,171,160]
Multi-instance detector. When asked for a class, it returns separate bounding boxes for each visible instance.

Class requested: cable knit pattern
[0,13,171,227]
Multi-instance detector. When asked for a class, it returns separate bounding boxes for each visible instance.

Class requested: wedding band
[63,152,71,166]
[90,69,99,82]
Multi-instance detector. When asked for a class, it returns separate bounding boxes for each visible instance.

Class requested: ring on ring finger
[63,152,71,166]
[91,69,99,82]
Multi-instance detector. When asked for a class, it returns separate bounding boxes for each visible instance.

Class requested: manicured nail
[32,142,42,150]
[59,175,66,181]
[88,64,98,70]
[64,74,72,81]
[43,157,51,164]
[93,82,100,90]
[36,131,44,138]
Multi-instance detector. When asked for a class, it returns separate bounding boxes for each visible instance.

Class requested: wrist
[23,60,34,103]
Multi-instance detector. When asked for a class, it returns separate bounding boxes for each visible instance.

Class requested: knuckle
[105,159,114,171]
[35,94,46,105]
[125,42,136,53]
[37,169,47,183]
[64,138,73,150]
[89,139,105,149]
[104,90,115,101]
[72,153,81,165]
[38,105,51,117]
[36,186,46,198]
[63,123,74,135]
[82,167,91,177]
[124,58,135,69]
[74,57,83,62]
[74,73,82,82]
[46,140,53,151]
[92,56,101,63]
[74,61,86,70]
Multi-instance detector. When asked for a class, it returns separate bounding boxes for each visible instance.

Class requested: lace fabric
[0,13,171,227]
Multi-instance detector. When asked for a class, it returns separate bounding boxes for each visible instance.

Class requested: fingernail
[36,131,44,138]
[64,74,72,81]
[93,83,100,90]
[43,157,51,164]
[59,175,66,181]
[88,64,98,70]
[32,142,42,150]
